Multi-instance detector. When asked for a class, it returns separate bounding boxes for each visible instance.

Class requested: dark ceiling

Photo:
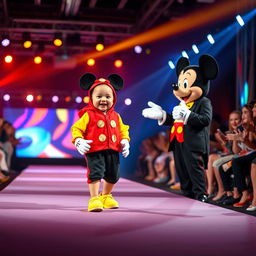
[0,0,221,56]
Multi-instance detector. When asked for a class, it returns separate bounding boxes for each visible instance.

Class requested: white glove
[142,101,164,120]
[120,139,130,158]
[75,138,93,155]
[172,101,191,124]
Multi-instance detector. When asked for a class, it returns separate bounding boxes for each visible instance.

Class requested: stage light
[96,43,104,52]
[4,55,13,63]
[83,96,89,103]
[1,35,10,47]
[114,59,123,68]
[87,58,95,66]
[124,98,132,106]
[192,44,199,54]
[52,95,59,103]
[182,51,189,58]
[134,45,142,54]
[75,96,82,103]
[207,34,215,44]
[236,15,245,26]
[36,95,42,101]
[3,94,10,101]
[34,56,42,64]
[168,61,175,69]
[96,35,104,51]
[65,96,71,102]
[23,32,32,48]
[145,48,151,55]
[26,94,34,102]
[53,33,63,47]
[24,41,32,48]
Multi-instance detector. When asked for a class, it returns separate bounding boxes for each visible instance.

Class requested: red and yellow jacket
[71,79,130,153]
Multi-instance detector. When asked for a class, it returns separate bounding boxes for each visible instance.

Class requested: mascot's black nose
[172,83,179,91]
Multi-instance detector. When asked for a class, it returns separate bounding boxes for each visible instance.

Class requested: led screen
[3,108,81,158]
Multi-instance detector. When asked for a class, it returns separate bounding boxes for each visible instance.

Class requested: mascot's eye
[183,79,188,89]
[178,81,181,87]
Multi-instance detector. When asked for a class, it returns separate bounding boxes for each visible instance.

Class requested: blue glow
[182,51,188,58]
[236,15,245,26]
[168,60,175,69]
[244,81,249,104]
[192,44,199,54]
[207,34,215,44]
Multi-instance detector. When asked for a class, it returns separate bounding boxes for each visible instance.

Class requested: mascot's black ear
[108,74,124,91]
[176,57,190,76]
[80,73,96,90]
[199,54,218,80]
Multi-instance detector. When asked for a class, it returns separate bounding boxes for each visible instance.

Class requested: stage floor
[0,165,255,256]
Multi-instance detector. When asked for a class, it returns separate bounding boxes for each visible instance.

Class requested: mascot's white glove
[120,139,130,158]
[75,138,93,155]
[172,101,191,124]
[142,101,165,121]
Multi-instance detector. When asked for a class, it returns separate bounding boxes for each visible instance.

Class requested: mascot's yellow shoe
[99,193,119,209]
[88,196,103,212]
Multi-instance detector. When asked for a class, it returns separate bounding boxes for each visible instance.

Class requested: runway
[0,165,255,256]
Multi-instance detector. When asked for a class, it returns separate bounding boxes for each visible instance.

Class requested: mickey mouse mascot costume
[142,54,218,201]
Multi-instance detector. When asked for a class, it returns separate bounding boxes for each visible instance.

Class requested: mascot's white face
[173,68,203,104]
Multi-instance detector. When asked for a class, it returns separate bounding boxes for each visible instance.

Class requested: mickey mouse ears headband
[80,73,124,91]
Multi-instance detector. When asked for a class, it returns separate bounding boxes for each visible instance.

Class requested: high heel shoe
[233,194,253,207]
[246,205,256,211]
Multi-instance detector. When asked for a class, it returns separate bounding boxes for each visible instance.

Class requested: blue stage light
[207,34,215,44]
[168,61,175,69]
[192,44,199,54]
[236,15,245,26]
[182,51,188,58]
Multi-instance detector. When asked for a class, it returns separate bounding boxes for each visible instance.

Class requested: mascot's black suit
[142,54,218,201]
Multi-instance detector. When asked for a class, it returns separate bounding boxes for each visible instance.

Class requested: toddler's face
[91,84,114,113]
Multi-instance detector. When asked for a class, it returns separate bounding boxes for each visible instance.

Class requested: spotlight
[207,34,215,44]
[236,15,245,26]
[26,94,34,102]
[36,95,42,101]
[134,45,142,54]
[75,96,82,103]
[168,61,175,69]
[52,95,59,103]
[53,33,63,47]
[65,96,71,102]
[87,58,95,66]
[182,51,189,58]
[192,44,199,54]
[96,35,104,51]
[4,55,13,63]
[124,98,132,106]
[1,35,10,47]
[83,96,89,104]
[3,94,10,101]
[34,56,42,64]
[114,59,123,68]
[23,32,32,48]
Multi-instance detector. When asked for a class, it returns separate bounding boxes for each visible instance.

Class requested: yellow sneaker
[88,196,103,212]
[100,193,119,209]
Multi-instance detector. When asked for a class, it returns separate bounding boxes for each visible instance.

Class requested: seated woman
[225,104,256,207]
[207,110,242,201]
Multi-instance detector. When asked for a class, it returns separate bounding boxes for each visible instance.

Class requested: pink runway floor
[0,165,256,256]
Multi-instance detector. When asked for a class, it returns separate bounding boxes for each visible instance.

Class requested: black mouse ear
[108,74,124,91]
[80,73,96,90]
[176,57,190,76]
[199,54,218,80]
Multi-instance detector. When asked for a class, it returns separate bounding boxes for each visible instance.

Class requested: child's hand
[75,138,93,155]
[120,139,130,158]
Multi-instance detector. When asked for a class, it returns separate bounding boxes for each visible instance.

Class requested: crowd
[137,100,256,212]
[0,117,21,184]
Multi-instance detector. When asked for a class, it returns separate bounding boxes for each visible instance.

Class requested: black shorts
[85,149,120,184]
[252,157,256,164]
